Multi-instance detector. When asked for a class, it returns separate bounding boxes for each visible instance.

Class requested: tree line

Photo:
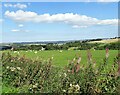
[11,41,120,50]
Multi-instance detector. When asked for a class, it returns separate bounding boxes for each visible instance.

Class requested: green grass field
[3,50,118,67]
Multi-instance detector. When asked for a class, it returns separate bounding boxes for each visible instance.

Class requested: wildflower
[33,85,37,88]
[93,60,96,68]
[16,67,22,70]
[75,84,80,91]
[59,50,63,53]
[68,70,71,73]
[95,69,98,74]
[106,48,109,58]
[34,51,37,54]
[73,58,76,62]
[6,66,9,69]
[35,83,38,86]
[93,48,95,51]
[77,56,81,64]
[29,88,32,91]
[11,60,13,62]
[14,51,17,53]
[64,73,67,77]
[17,52,20,54]
[72,68,74,74]
[87,49,92,62]
[10,67,16,71]
[51,57,54,59]
[70,84,72,87]
[118,61,120,76]
[63,90,66,92]
[76,64,80,73]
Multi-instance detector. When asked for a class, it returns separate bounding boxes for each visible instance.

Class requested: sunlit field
[3,50,118,67]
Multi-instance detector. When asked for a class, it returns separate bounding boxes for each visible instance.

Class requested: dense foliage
[2,49,120,94]
[11,41,120,51]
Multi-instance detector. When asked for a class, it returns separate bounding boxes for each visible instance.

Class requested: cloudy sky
[1,2,118,42]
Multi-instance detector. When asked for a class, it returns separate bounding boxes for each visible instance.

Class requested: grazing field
[3,50,118,67]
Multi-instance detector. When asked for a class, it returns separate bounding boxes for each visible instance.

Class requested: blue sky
[1,2,118,42]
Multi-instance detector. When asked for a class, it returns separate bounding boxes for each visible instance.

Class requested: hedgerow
[1,49,120,94]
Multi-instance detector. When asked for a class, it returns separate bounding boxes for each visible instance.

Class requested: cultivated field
[88,38,119,44]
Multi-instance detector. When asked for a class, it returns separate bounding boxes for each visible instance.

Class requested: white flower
[64,73,67,77]
[63,90,66,92]
[17,52,20,54]
[77,57,81,64]
[35,83,38,86]
[10,67,16,71]
[75,84,80,90]
[14,51,17,53]
[70,84,72,87]
[33,85,37,88]
[73,58,76,61]
[59,50,63,53]
[34,51,37,54]
[51,57,54,59]
[11,60,13,62]
[6,66,9,69]
[16,67,22,70]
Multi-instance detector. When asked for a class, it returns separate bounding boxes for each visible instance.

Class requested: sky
[1,2,118,43]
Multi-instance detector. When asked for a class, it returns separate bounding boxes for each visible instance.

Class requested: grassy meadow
[3,50,118,67]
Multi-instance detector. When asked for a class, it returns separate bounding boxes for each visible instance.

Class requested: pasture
[3,50,118,67]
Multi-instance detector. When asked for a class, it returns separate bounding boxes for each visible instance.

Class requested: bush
[2,52,62,93]
[1,50,120,94]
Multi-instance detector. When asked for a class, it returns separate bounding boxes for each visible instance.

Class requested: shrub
[1,50,120,94]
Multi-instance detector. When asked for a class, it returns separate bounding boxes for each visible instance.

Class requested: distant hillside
[88,38,119,44]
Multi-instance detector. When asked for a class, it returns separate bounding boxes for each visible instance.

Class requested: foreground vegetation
[2,49,120,94]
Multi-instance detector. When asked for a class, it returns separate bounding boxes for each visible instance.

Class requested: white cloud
[4,3,27,9]
[11,29,29,32]
[11,29,20,32]
[5,10,118,28]
[72,25,87,28]
[18,24,24,27]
